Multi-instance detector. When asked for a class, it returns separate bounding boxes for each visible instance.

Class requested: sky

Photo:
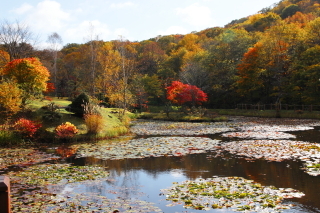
[1,0,280,49]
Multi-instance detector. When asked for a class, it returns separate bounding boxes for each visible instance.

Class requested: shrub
[82,102,101,116]
[84,114,104,134]
[68,93,90,117]
[13,118,42,139]
[42,102,62,122]
[0,124,22,146]
[55,122,78,139]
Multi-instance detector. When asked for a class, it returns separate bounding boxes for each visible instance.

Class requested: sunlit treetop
[3,57,50,93]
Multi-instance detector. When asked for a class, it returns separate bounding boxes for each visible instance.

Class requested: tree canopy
[3,57,50,104]
[4,0,320,109]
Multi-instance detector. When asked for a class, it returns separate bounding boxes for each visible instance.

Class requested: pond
[3,117,320,212]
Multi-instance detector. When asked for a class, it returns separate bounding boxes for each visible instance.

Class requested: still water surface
[65,124,320,213]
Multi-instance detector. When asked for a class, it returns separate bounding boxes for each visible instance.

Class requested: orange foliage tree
[236,42,265,102]
[3,57,50,104]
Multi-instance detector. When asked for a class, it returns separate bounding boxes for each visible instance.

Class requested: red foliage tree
[166,81,207,106]
[45,82,56,93]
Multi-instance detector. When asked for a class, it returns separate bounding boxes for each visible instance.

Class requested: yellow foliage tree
[0,50,10,77]
[0,80,22,117]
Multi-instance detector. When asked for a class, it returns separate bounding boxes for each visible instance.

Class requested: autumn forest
[3,0,320,110]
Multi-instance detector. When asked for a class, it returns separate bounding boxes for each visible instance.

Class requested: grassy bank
[138,105,320,120]
[40,98,133,141]
[137,105,228,122]
[137,112,228,122]
[0,97,133,145]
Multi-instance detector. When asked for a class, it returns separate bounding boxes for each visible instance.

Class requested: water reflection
[292,126,320,143]
[68,148,320,212]
[62,120,320,212]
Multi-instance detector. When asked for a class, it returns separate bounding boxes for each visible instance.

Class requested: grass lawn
[26,97,133,142]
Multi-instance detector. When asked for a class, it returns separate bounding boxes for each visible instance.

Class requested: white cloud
[114,28,130,39]
[176,3,214,28]
[170,169,184,178]
[66,20,111,43]
[110,2,134,9]
[158,26,188,37]
[12,3,33,14]
[25,0,70,32]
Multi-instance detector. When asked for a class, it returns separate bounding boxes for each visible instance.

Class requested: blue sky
[1,0,279,48]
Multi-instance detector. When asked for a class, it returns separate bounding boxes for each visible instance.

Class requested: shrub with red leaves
[13,118,42,138]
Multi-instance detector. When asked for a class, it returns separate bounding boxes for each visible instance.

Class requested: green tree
[290,45,320,104]
[141,74,164,104]
[68,93,90,117]
[281,4,301,19]
[204,28,255,107]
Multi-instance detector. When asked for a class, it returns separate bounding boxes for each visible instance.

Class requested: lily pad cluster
[8,163,110,185]
[222,131,296,139]
[8,163,119,212]
[8,163,162,212]
[130,120,235,135]
[74,137,220,160]
[222,117,320,140]
[0,148,59,170]
[11,188,162,213]
[219,140,320,176]
[161,176,304,212]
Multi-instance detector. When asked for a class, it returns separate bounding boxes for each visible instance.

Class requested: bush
[82,102,101,116]
[13,118,42,139]
[42,102,62,122]
[55,122,78,139]
[0,127,22,147]
[68,93,90,117]
[84,114,103,134]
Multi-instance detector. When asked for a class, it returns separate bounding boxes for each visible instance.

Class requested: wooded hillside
[3,0,320,109]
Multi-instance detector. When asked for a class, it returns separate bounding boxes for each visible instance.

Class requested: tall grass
[104,126,128,138]
[84,114,104,134]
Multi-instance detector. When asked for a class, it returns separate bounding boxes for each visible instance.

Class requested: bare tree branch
[0,19,36,60]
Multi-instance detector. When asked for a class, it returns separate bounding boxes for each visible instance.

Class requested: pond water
[5,117,320,212]
[63,118,320,213]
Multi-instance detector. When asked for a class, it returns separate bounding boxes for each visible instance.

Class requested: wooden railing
[0,176,10,213]
[236,104,320,112]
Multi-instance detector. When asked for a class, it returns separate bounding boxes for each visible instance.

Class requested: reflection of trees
[66,157,141,201]
[109,161,140,200]
[67,151,320,211]
[78,152,247,180]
